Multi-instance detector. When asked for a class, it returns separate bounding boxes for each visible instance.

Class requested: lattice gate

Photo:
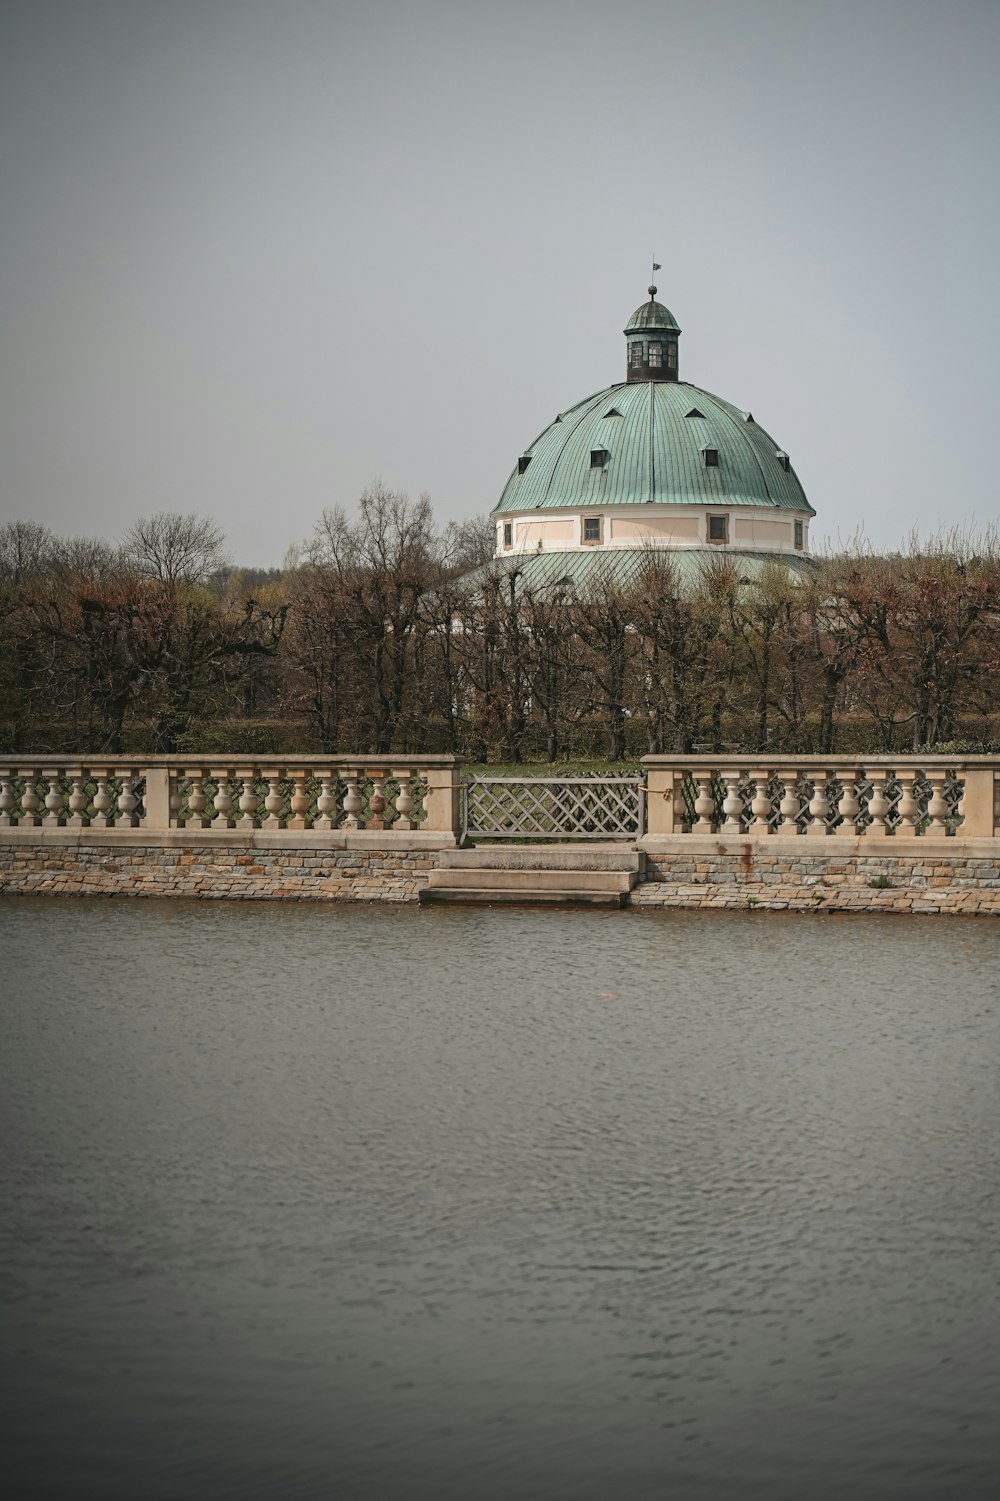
[462,776,645,841]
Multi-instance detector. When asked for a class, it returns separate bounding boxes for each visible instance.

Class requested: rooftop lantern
[624,274,681,384]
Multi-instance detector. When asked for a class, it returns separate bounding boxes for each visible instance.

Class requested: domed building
[488,284,815,589]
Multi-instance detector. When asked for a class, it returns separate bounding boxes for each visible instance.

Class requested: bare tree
[123,513,229,586]
[310,484,444,752]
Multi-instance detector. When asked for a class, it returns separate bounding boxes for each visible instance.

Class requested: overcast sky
[1,0,997,564]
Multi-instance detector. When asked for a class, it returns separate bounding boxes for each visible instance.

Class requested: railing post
[776,769,802,836]
[391,768,416,830]
[692,770,715,833]
[747,768,773,835]
[366,769,387,830]
[342,769,362,829]
[0,771,15,826]
[896,773,921,833]
[865,771,892,837]
[925,771,949,835]
[286,769,310,831]
[185,768,210,829]
[236,768,261,828]
[142,767,171,831]
[314,772,336,831]
[17,770,41,826]
[957,768,996,838]
[422,764,462,838]
[210,768,234,829]
[719,769,745,832]
[805,770,832,835]
[66,768,90,828]
[834,768,861,834]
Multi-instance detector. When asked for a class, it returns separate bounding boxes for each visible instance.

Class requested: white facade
[495,504,809,558]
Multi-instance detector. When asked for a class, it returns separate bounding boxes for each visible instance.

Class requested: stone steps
[419,846,642,906]
[436,845,642,870]
[419,884,628,907]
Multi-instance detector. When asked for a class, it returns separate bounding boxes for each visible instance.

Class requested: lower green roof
[460,548,818,598]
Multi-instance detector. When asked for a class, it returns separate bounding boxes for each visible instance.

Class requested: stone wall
[2,832,999,915]
[0,834,439,903]
[633,838,1000,917]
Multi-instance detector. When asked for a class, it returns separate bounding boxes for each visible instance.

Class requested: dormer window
[702,447,719,467]
[503,521,513,548]
[685,407,706,419]
[648,342,662,368]
[518,455,532,475]
[776,450,791,472]
[590,448,609,469]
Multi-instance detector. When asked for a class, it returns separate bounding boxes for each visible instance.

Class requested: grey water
[2,896,999,1501]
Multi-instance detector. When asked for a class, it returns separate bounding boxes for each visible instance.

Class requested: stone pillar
[644,767,679,836]
[956,769,996,838]
[422,766,461,839]
[142,767,172,831]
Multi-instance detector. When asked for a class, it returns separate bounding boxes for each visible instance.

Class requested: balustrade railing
[641,757,1000,839]
[0,757,461,838]
[1,756,998,842]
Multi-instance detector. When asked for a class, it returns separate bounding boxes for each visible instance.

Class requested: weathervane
[649,257,661,297]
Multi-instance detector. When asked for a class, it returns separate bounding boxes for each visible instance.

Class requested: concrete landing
[419,845,643,906]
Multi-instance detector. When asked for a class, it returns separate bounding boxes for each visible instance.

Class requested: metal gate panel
[462,776,644,840]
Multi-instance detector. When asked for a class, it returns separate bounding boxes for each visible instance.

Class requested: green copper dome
[494,380,814,515]
[624,297,680,332]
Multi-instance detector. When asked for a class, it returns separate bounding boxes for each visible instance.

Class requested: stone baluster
[746,769,773,835]
[236,770,260,829]
[18,771,41,827]
[392,768,416,830]
[211,770,233,829]
[342,769,362,830]
[896,772,921,834]
[89,772,112,828]
[43,775,65,826]
[719,770,745,832]
[687,771,714,833]
[185,770,209,828]
[168,773,182,828]
[0,773,15,827]
[925,771,950,835]
[262,775,285,829]
[366,769,388,831]
[116,775,140,828]
[806,771,832,836]
[287,770,310,831]
[66,771,90,828]
[834,769,861,834]
[776,770,802,836]
[314,773,336,831]
[864,771,892,837]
